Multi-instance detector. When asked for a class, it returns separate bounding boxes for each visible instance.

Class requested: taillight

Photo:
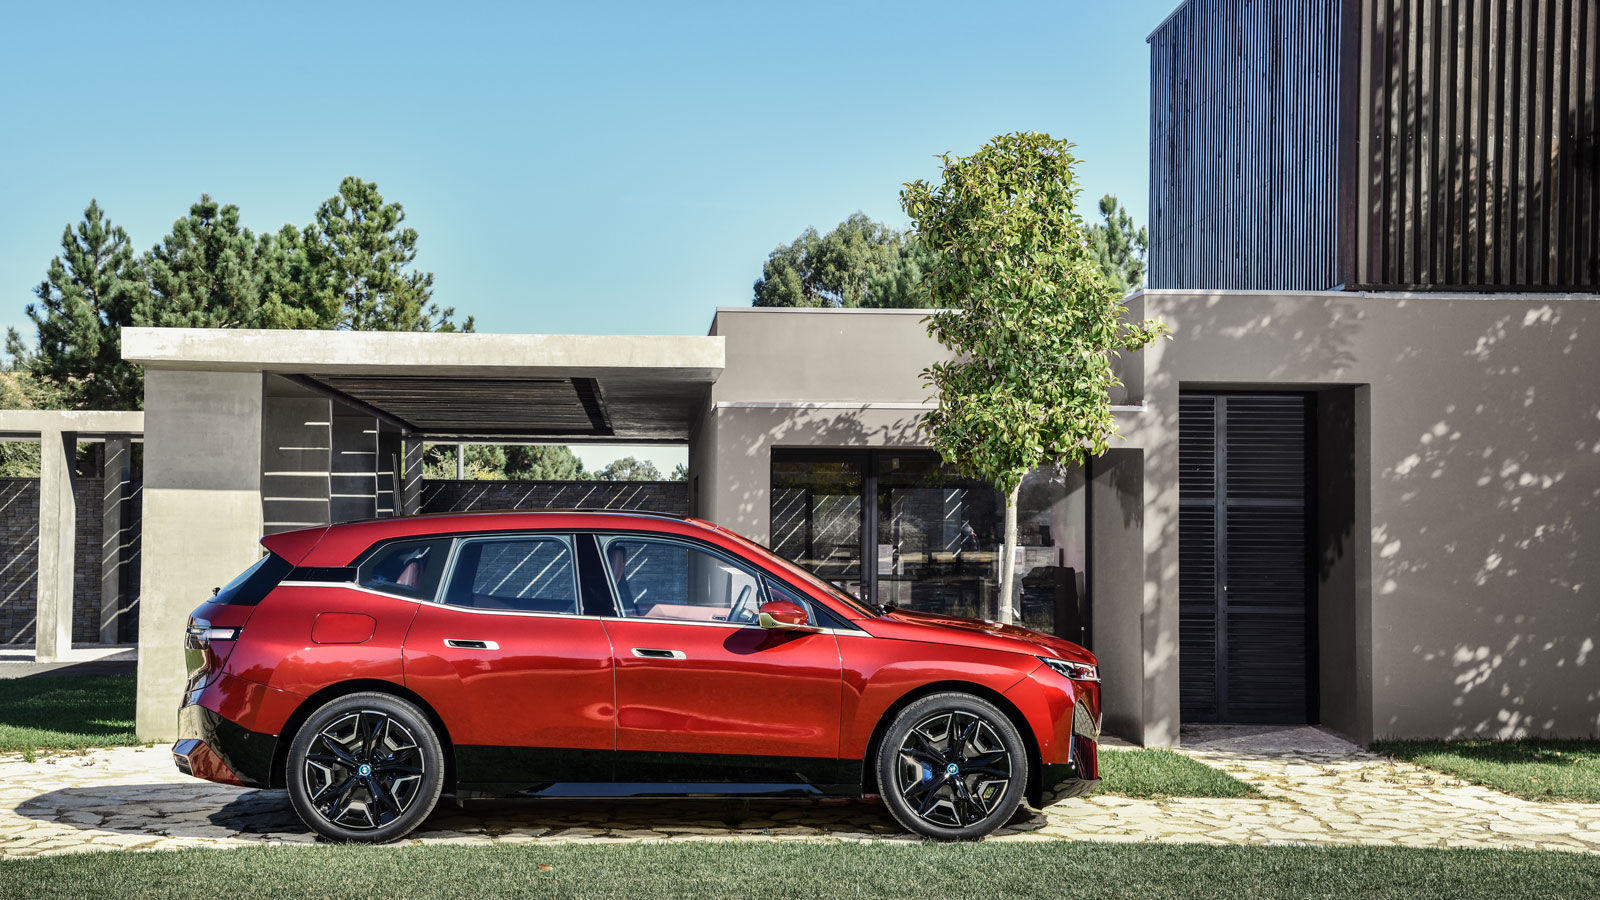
[184,617,242,691]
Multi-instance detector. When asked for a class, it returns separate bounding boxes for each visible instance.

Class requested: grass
[2,842,1596,900]
[1097,747,1264,799]
[0,675,138,754]
[1371,739,1600,803]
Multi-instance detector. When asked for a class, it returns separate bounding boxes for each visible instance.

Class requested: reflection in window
[443,537,578,614]
[601,537,764,625]
[770,457,864,598]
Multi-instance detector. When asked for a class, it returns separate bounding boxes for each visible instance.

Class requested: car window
[762,577,817,626]
[443,536,579,614]
[357,538,453,600]
[599,535,764,625]
[212,553,293,606]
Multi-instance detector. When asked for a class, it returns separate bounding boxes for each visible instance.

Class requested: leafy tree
[10,201,149,409]
[144,196,333,330]
[903,132,1167,624]
[1086,194,1148,295]
[592,456,663,481]
[503,445,586,480]
[302,177,471,332]
[0,346,69,475]
[669,462,689,482]
[753,213,933,308]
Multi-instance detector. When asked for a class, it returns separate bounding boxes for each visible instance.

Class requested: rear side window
[213,553,293,606]
[357,538,453,600]
[443,536,579,614]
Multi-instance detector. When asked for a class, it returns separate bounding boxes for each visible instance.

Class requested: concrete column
[455,443,465,480]
[35,428,77,663]
[1089,448,1160,744]
[137,369,264,741]
[100,437,132,644]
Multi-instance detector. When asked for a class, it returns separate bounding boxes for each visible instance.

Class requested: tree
[144,196,333,330]
[669,462,689,482]
[753,213,933,308]
[302,177,471,332]
[1086,194,1148,295]
[592,456,662,481]
[503,445,586,480]
[11,201,149,409]
[0,346,68,476]
[903,132,1167,624]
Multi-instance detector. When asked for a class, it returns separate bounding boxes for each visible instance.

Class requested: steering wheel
[727,584,757,625]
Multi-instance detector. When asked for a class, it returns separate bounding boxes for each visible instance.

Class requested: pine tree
[144,196,333,330]
[303,177,471,332]
[1086,194,1148,295]
[15,201,149,409]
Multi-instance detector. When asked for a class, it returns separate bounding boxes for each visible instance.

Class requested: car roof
[270,509,733,567]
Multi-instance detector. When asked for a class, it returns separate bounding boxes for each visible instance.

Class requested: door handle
[631,648,686,660]
[445,639,500,650]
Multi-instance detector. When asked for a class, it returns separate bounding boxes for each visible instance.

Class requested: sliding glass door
[770,450,1090,646]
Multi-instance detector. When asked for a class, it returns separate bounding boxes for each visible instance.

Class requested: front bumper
[173,696,277,788]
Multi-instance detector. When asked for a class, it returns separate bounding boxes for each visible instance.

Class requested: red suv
[175,511,1101,841]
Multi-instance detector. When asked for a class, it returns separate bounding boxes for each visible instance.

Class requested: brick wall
[420,480,690,516]
[0,476,117,645]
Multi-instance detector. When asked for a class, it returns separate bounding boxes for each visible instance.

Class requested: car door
[595,533,845,787]
[402,533,616,788]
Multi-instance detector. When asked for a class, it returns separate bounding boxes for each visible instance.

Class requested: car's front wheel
[286,692,445,843]
[875,691,1029,840]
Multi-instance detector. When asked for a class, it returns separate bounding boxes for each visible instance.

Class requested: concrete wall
[1141,289,1600,741]
[137,370,265,741]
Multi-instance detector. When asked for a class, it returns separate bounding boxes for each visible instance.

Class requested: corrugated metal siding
[1357,0,1600,290]
[1148,0,1346,291]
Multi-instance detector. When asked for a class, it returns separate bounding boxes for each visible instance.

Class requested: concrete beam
[137,369,265,741]
[35,428,77,663]
[121,328,724,380]
[0,409,143,436]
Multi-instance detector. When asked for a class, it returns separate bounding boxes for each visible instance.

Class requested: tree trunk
[998,481,1020,625]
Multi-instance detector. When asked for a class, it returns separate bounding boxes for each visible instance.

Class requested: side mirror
[758,599,818,632]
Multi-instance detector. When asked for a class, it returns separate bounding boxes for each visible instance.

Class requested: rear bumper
[173,699,277,788]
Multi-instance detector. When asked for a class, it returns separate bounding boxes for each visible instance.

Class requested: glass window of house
[770,455,866,599]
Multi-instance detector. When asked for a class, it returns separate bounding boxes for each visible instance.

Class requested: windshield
[708,524,880,618]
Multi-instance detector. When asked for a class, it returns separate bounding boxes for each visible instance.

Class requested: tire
[875,692,1029,841]
[286,692,446,843]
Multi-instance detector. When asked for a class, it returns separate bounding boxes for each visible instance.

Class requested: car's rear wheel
[286,692,445,843]
[875,692,1028,841]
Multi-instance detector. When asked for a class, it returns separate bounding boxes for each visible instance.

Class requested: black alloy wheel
[876,692,1028,840]
[287,692,445,843]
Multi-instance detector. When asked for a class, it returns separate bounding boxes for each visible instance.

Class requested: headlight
[1040,657,1098,682]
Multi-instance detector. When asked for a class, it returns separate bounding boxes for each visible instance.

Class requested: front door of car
[402,533,616,787]
[595,534,844,786]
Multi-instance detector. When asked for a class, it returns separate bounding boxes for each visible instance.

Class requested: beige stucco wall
[1141,289,1600,741]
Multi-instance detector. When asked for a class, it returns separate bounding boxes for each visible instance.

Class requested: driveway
[2,725,1597,857]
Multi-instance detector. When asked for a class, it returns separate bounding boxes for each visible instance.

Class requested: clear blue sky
[1,0,1178,344]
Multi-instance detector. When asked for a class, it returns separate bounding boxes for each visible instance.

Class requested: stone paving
[2,726,1598,858]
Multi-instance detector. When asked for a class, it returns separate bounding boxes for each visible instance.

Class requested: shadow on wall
[1148,290,1599,739]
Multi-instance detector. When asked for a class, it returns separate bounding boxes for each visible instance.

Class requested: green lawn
[1372,739,1600,803]
[0,675,137,753]
[1097,747,1264,799]
[3,842,1596,900]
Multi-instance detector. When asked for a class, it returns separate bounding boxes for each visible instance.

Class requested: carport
[121,327,723,740]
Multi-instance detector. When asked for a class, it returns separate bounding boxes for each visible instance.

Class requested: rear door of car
[402,532,616,788]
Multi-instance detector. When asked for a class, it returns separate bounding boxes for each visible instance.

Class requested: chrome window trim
[274,580,870,636]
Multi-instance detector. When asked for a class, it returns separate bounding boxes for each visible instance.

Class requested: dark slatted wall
[1179,393,1315,724]
[1357,0,1600,290]
[1148,0,1347,291]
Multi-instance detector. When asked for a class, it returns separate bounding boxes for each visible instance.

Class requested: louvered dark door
[1179,393,1314,724]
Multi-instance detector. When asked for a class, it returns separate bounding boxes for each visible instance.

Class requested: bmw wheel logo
[357,763,372,776]
[945,763,960,776]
